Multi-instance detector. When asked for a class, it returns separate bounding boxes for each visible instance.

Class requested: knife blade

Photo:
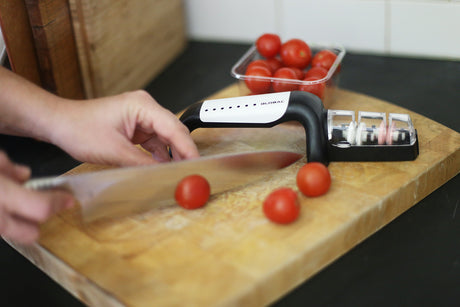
[25,150,302,221]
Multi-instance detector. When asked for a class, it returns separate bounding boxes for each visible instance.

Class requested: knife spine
[24,176,67,191]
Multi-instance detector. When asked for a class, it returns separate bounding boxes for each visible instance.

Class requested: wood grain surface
[68,0,187,98]
[0,0,42,85]
[7,85,460,307]
[25,0,85,99]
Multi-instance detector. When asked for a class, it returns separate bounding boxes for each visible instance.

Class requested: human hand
[0,152,75,244]
[50,90,200,166]
[0,68,197,166]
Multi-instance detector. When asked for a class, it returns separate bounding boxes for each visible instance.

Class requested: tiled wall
[183,0,460,60]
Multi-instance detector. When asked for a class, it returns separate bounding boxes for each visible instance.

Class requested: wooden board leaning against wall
[68,0,187,98]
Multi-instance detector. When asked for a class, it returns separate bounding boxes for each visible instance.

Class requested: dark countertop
[1,41,458,306]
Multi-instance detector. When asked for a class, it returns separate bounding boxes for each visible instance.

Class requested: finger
[140,138,171,163]
[0,214,41,245]
[3,180,75,224]
[169,146,182,162]
[166,125,200,161]
[103,135,158,166]
[12,164,31,183]
[13,190,74,223]
[143,112,199,161]
[0,151,31,182]
[117,145,157,166]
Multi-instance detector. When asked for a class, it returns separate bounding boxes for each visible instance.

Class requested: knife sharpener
[179,91,419,165]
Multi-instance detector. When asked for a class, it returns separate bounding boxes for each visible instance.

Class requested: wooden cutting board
[8,85,460,307]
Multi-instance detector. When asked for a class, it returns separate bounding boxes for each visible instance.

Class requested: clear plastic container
[231,42,346,108]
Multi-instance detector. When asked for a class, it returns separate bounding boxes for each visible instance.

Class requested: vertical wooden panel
[0,0,41,85]
[24,0,85,99]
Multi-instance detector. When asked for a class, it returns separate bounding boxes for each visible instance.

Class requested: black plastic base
[327,131,419,162]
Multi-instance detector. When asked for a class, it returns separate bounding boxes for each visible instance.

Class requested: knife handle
[180,91,329,164]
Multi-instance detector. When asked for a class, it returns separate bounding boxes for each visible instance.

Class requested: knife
[25,150,302,221]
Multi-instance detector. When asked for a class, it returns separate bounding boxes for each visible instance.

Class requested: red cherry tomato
[263,187,300,224]
[175,175,210,209]
[244,66,272,94]
[272,67,299,92]
[256,33,281,58]
[312,49,337,71]
[305,66,328,79]
[246,60,271,73]
[265,57,283,73]
[299,76,326,99]
[280,39,312,69]
[290,67,305,79]
[296,162,331,197]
